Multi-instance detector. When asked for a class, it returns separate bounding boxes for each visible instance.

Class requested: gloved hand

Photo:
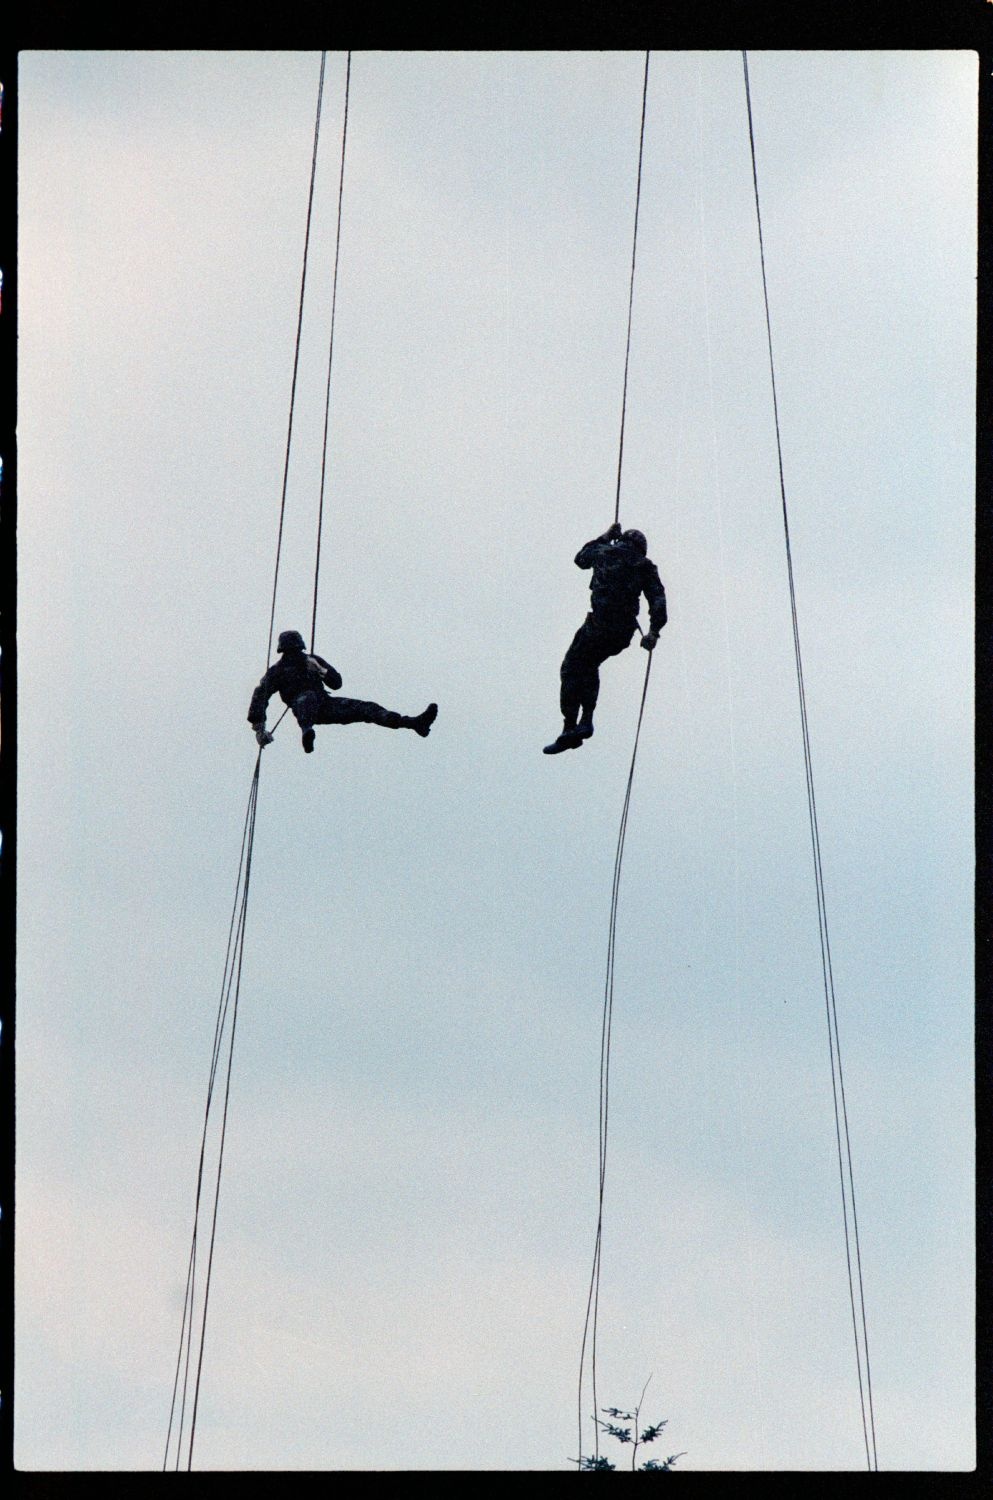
[605,521,623,541]
[640,631,658,652]
[254,725,274,746]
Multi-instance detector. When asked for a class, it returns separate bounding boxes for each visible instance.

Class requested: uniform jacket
[248,650,343,725]
[575,535,668,634]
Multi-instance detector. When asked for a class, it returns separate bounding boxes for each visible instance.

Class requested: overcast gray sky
[16,49,975,1471]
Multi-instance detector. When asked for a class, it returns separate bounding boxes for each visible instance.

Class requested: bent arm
[248,670,276,726]
[312,654,343,691]
[575,522,623,569]
[641,562,668,634]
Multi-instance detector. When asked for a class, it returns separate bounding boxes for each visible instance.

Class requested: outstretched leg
[292,690,437,750]
[323,697,436,735]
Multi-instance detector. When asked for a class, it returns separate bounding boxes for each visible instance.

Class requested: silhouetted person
[544,522,666,754]
[249,630,438,754]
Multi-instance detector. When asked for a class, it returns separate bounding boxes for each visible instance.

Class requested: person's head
[621,529,647,556]
[277,629,306,654]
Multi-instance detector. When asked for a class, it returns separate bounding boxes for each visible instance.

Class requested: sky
[15,50,975,1471]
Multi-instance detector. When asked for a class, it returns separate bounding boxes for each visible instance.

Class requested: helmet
[622,529,647,556]
[277,629,306,653]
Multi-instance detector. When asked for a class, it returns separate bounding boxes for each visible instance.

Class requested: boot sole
[543,733,584,754]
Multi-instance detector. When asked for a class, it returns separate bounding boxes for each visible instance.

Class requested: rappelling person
[543,522,667,754]
[249,630,438,754]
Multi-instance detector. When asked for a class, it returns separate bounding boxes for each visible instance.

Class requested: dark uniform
[249,630,437,752]
[545,524,666,753]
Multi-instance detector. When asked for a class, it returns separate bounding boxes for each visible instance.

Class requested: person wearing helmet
[248,629,438,754]
[543,521,666,755]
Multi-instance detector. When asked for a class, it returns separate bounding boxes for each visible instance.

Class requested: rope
[266,51,328,667]
[741,51,877,1471]
[576,49,655,1468]
[266,50,351,733]
[164,755,263,1469]
[613,51,651,527]
[577,648,654,1466]
[165,50,341,1468]
[310,51,352,654]
[163,761,258,1468]
[186,758,262,1468]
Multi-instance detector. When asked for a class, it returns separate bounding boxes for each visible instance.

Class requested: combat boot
[302,728,316,753]
[409,703,438,737]
[543,725,584,754]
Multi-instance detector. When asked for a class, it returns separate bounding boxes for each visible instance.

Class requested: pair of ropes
[577,50,877,1473]
[742,51,877,1469]
[163,759,261,1470]
[163,51,351,1470]
[267,50,352,669]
